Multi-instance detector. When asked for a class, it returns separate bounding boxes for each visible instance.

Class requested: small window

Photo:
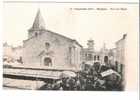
[94,55,96,61]
[45,42,50,50]
[97,56,100,60]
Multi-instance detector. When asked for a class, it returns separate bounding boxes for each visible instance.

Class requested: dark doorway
[44,57,52,66]
[104,56,108,63]
[94,55,96,61]
[97,56,100,60]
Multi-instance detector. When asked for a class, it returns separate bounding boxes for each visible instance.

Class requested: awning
[3,67,62,80]
[59,71,77,78]
[3,78,45,90]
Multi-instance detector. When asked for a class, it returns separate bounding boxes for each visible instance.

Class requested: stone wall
[23,30,82,70]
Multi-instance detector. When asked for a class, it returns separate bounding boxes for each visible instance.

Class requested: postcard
[2,1,139,91]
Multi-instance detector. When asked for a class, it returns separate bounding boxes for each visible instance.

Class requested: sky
[3,2,139,50]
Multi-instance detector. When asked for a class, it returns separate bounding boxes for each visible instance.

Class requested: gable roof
[24,9,82,48]
[23,29,83,48]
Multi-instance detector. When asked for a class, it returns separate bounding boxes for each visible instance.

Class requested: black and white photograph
[2,1,139,91]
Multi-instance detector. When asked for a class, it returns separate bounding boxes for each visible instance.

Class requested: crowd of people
[39,61,124,91]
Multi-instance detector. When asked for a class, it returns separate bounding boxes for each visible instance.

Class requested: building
[22,9,83,70]
[82,39,94,62]
[3,9,126,72]
[3,42,23,63]
[3,42,14,61]
[82,39,110,65]
[115,34,127,65]
[115,34,127,74]
[108,48,117,65]
[98,43,110,64]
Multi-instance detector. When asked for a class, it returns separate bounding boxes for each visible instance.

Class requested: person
[93,62,100,73]
[104,73,121,91]
[61,77,69,90]
[100,65,110,73]
[75,78,81,90]
[85,78,94,90]
[67,77,76,90]
[38,80,53,90]
[114,61,118,71]
[120,64,124,76]
[52,80,62,90]
[79,75,86,90]
[46,83,52,90]
[93,75,106,91]
[39,83,52,90]
[81,62,85,71]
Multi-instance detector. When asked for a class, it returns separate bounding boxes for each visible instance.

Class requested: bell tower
[87,39,94,51]
[28,9,46,38]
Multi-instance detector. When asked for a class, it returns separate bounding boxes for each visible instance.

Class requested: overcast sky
[3,3,138,50]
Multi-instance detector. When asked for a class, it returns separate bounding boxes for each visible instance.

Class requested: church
[22,9,83,70]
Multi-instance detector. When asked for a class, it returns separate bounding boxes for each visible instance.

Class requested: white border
[0,0,139,100]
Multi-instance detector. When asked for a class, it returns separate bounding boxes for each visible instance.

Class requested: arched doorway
[104,56,108,63]
[44,57,52,66]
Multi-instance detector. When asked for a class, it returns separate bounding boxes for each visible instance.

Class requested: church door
[44,57,52,66]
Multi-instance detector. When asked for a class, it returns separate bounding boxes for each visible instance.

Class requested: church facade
[3,9,126,71]
[22,10,83,70]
